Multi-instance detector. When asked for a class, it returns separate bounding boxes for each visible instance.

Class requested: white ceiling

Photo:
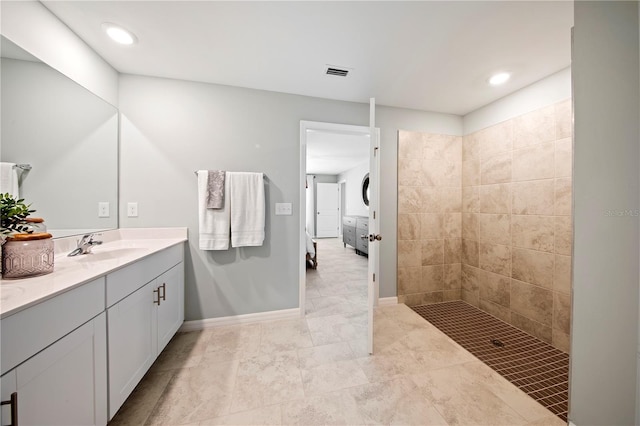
[40,1,573,175]
[306,130,370,175]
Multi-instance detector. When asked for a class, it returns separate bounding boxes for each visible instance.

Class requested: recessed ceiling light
[489,72,511,86]
[102,23,137,45]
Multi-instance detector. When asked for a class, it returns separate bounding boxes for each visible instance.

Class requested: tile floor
[109,238,565,426]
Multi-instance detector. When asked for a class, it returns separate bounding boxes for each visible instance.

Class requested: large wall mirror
[1,36,118,238]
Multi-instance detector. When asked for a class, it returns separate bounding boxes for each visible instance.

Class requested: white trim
[568,422,576,426]
[179,308,300,332]
[378,297,398,306]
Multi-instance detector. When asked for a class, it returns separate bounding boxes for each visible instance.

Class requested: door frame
[299,120,375,316]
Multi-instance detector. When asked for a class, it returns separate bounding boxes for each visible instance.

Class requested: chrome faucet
[67,233,103,257]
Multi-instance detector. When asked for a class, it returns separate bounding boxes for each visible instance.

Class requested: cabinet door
[1,370,16,426]
[156,262,184,354]
[107,281,156,420]
[11,313,107,426]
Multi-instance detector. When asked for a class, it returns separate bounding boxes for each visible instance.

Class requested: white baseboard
[180,307,300,332]
[378,297,398,306]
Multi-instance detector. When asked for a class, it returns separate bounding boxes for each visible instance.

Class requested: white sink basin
[75,247,147,262]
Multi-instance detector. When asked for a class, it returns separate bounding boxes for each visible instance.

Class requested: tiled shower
[397,99,572,353]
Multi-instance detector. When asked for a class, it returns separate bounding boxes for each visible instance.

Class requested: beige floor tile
[152,329,213,371]
[229,350,305,413]
[306,313,366,346]
[202,323,261,364]
[300,359,369,396]
[199,404,282,425]
[259,319,313,353]
[109,369,175,426]
[297,342,355,369]
[525,415,566,426]
[348,377,448,425]
[146,360,239,425]
[281,391,365,425]
[396,327,477,371]
[412,363,528,425]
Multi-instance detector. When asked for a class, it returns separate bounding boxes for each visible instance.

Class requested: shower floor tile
[411,301,569,422]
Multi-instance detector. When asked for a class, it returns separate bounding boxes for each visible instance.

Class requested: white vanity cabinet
[0,278,108,426]
[106,244,184,419]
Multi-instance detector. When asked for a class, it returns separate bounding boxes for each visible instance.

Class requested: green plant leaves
[0,193,36,235]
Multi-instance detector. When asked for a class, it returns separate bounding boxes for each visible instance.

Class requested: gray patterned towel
[206,170,226,209]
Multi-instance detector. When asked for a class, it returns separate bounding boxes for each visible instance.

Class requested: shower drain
[490,339,505,347]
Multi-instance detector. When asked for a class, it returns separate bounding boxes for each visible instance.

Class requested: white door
[316,183,339,238]
[367,98,381,355]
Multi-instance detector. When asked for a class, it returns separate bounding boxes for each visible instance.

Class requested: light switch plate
[275,203,292,216]
[127,202,138,217]
[98,202,110,218]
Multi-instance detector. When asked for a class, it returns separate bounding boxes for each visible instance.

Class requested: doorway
[299,121,378,320]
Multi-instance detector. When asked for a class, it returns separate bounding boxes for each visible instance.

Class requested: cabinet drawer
[342,216,357,227]
[343,225,355,236]
[357,219,369,232]
[1,277,105,375]
[356,238,369,254]
[106,244,183,307]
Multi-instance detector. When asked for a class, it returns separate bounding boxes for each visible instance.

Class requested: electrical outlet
[275,203,292,216]
[127,202,138,217]
[98,202,110,218]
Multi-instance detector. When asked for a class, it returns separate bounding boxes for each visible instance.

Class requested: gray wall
[338,161,369,217]
[119,74,461,319]
[571,2,639,424]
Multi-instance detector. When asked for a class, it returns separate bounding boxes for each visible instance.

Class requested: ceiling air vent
[326,67,349,77]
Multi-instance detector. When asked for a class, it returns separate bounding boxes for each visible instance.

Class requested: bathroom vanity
[0,228,187,425]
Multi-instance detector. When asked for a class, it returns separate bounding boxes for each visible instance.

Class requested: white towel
[229,172,265,247]
[0,162,19,198]
[198,170,230,250]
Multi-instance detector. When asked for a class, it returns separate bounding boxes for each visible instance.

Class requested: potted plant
[0,193,54,278]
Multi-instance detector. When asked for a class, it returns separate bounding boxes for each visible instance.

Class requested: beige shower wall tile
[512,248,554,289]
[422,159,461,187]
[479,270,510,308]
[555,216,572,255]
[423,134,461,162]
[462,158,480,186]
[477,120,513,158]
[398,186,423,214]
[398,240,421,267]
[462,186,480,213]
[420,214,444,239]
[444,238,462,264]
[555,178,572,216]
[511,180,555,215]
[511,215,555,252]
[462,264,482,292]
[398,266,422,295]
[553,254,572,295]
[441,187,462,213]
[555,138,572,178]
[480,151,512,185]
[443,289,462,301]
[443,213,462,239]
[398,130,423,159]
[398,214,420,240]
[511,312,552,344]
[552,329,570,353]
[480,300,511,323]
[461,289,479,307]
[478,242,511,277]
[553,292,571,335]
[421,187,442,213]
[421,240,444,266]
[462,213,478,240]
[478,214,510,245]
[512,142,555,182]
[510,279,553,326]
[444,263,461,290]
[461,239,479,267]
[421,265,445,293]
[479,183,511,214]
[462,133,480,161]
[513,104,555,149]
[398,158,425,187]
[555,99,572,140]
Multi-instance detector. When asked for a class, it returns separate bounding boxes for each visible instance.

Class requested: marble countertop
[0,228,188,319]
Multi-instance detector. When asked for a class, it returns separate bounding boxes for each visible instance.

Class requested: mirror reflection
[1,36,118,238]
